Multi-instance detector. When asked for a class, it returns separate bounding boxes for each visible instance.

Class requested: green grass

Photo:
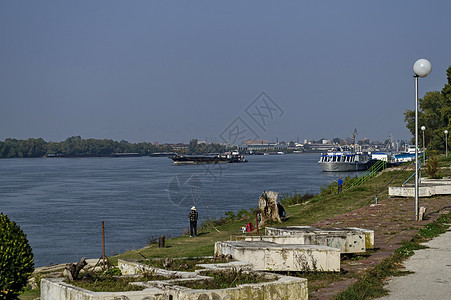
[67,269,176,292]
[142,256,231,271]
[111,168,414,264]
[18,288,40,300]
[176,270,273,290]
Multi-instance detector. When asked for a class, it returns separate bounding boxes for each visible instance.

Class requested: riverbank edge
[21,165,450,299]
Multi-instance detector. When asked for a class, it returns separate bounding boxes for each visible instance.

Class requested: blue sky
[1,1,450,144]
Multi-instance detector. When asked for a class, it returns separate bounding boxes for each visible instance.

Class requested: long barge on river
[170,152,247,165]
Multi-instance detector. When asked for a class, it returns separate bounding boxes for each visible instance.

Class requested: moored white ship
[318,151,371,172]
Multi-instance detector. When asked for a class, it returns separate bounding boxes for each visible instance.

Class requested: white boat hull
[318,162,367,172]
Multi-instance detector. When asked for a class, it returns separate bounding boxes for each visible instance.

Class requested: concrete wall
[238,232,366,254]
[389,184,451,197]
[176,275,307,300]
[41,278,168,300]
[348,227,375,249]
[41,272,308,300]
[215,241,340,272]
[389,179,451,198]
[118,259,197,279]
[265,226,373,252]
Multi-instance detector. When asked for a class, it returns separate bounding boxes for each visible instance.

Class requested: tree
[0,213,34,299]
[405,66,451,151]
[188,139,198,153]
[332,137,342,144]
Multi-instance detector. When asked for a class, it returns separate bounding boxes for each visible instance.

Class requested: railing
[402,162,422,185]
[345,160,387,190]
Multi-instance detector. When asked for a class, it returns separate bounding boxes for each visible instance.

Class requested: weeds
[176,269,273,290]
[66,269,172,292]
[274,271,345,293]
[280,192,315,206]
[143,256,232,272]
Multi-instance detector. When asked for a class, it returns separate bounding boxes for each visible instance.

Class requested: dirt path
[308,195,451,299]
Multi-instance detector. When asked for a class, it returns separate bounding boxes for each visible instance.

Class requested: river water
[0,154,363,267]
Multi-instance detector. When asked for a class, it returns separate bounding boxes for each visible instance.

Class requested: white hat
[191,206,196,210]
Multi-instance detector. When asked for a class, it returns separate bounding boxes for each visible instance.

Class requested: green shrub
[426,155,442,179]
[280,192,315,206]
[0,213,34,299]
[236,209,250,220]
[224,211,236,221]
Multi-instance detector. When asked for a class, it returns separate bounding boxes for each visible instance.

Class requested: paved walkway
[309,195,450,299]
[378,229,451,299]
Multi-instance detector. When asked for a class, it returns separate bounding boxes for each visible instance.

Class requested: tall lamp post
[421,126,426,164]
[445,130,449,157]
[413,59,432,221]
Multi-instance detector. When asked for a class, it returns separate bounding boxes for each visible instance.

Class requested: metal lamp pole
[421,126,426,164]
[413,59,432,221]
[445,130,449,157]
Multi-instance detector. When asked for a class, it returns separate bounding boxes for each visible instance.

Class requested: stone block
[264,226,371,253]
[215,241,340,272]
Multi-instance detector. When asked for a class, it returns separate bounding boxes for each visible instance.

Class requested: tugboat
[170,151,247,165]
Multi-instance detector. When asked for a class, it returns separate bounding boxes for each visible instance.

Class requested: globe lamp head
[421,126,426,131]
[445,130,449,134]
[413,59,432,78]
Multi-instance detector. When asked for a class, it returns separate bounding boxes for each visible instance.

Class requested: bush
[426,155,442,179]
[224,211,236,221]
[0,213,34,299]
[236,209,250,220]
[280,192,315,206]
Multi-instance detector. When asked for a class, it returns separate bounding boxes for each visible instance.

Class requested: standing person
[188,206,198,237]
[337,177,344,194]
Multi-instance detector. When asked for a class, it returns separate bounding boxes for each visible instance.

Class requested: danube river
[0,154,363,267]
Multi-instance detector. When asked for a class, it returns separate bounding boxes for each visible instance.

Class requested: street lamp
[421,126,426,164]
[445,130,449,157]
[413,59,432,221]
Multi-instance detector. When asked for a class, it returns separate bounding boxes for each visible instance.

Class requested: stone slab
[215,240,340,272]
[265,226,374,251]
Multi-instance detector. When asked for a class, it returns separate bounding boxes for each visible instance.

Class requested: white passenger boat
[318,151,371,172]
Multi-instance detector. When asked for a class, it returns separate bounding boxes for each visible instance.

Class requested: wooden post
[255,213,259,236]
[158,236,165,248]
[102,221,105,271]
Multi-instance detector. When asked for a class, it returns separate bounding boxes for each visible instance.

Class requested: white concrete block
[265,226,370,252]
[215,241,340,272]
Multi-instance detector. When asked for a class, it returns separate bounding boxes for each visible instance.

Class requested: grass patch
[66,269,177,292]
[111,168,414,264]
[176,270,273,290]
[143,256,232,272]
[334,212,450,300]
[18,287,40,300]
[275,271,346,292]
[280,192,315,206]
